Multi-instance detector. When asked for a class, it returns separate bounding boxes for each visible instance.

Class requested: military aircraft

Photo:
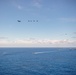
[17,20,21,22]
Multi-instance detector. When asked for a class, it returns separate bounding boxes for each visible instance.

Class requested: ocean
[0,48,76,75]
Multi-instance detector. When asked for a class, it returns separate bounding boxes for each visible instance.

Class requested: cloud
[59,18,76,22]
[11,0,23,10]
[0,38,76,47]
[32,0,42,8]
[17,5,23,10]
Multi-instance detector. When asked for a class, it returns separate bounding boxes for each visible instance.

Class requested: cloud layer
[0,38,76,47]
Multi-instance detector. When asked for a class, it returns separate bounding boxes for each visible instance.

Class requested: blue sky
[0,0,76,47]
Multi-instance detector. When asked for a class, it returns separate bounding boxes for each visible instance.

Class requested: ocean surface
[0,48,76,75]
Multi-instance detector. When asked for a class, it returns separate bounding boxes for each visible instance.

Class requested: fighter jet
[17,20,21,22]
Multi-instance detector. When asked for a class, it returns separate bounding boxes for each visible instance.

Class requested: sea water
[0,48,76,75]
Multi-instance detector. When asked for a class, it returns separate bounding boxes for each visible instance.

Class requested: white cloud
[17,5,23,10]
[11,0,23,10]
[32,0,42,8]
[0,38,76,47]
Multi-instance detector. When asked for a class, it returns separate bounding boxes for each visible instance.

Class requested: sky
[0,0,76,47]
